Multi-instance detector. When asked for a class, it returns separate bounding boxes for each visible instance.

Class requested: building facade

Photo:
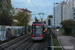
[53,0,75,27]
[46,15,53,27]
[28,18,35,26]
[13,8,32,25]
[72,0,75,21]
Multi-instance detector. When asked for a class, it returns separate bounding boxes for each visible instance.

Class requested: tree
[44,21,46,24]
[14,11,30,26]
[0,15,12,25]
[0,0,14,25]
[0,0,14,16]
[60,19,75,34]
[60,20,75,28]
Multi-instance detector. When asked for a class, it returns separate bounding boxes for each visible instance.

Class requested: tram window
[32,26,43,34]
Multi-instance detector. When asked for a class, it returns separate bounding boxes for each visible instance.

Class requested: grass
[50,28,62,50]
[53,38,62,50]
[59,29,64,34]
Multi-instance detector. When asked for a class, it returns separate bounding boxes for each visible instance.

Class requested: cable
[30,0,41,13]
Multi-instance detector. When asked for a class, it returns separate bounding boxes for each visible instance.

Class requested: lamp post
[54,2,59,35]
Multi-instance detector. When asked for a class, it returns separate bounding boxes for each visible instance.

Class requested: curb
[51,34,54,50]
[57,37,64,50]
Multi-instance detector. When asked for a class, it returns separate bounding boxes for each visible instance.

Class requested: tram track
[25,42,33,50]
[4,36,31,50]
[0,34,31,50]
[0,31,49,50]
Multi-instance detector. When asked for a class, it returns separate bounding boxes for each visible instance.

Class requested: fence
[0,26,28,41]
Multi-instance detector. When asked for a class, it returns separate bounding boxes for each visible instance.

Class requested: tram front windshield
[32,26,43,34]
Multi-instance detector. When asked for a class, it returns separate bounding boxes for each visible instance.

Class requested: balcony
[73,11,75,13]
[73,15,75,17]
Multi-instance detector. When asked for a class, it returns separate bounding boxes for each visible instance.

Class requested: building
[72,0,75,21]
[53,0,75,27]
[13,8,32,18]
[46,15,53,27]
[54,3,62,27]
[13,8,32,25]
[28,18,35,26]
[38,20,46,22]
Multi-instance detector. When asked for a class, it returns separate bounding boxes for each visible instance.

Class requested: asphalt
[52,29,75,50]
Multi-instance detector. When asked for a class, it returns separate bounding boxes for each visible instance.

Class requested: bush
[60,20,75,34]
[60,20,75,28]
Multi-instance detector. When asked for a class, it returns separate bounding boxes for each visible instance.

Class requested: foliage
[0,0,14,16]
[13,11,30,26]
[0,15,13,25]
[53,39,62,50]
[0,0,14,25]
[28,25,31,32]
[60,20,75,34]
[60,20,75,28]
[59,29,64,34]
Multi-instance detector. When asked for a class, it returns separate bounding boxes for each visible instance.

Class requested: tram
[31,22,47,40]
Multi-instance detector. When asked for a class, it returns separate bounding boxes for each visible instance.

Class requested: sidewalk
[52,29,75,50]
[52,29,64,36]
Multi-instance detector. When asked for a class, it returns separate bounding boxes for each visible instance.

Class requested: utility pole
[38,13,44,22]
[54,3,59,35]
[26,8,27,33]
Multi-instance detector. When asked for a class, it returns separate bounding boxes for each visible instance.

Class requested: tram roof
[33,22,44,24]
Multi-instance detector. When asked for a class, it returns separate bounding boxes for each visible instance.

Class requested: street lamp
[54,2,59,35]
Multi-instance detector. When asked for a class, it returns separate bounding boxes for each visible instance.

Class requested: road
[0,31,49,50]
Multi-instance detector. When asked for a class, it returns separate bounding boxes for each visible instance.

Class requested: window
[48,19,51,25]
[74,17,75,19]
[32,26,43,34]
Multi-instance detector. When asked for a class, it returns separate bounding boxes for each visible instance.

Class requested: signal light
[43,30,45,32]
[32,34,34,37]
[40,34,43,37]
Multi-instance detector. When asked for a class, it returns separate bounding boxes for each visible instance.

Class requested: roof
[32,22,44,26]
[32,24,44,26]
[33,22,44,24]
[16,8,32,13]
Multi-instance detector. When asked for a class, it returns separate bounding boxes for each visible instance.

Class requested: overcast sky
[11,0,66,20]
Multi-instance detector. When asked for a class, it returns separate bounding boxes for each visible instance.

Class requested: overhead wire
[30,0,41,13]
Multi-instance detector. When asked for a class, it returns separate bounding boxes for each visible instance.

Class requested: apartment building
[72,0,75,21]
[53,0,75,27]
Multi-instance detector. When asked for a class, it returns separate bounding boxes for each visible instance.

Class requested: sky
[11,0,65,20]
